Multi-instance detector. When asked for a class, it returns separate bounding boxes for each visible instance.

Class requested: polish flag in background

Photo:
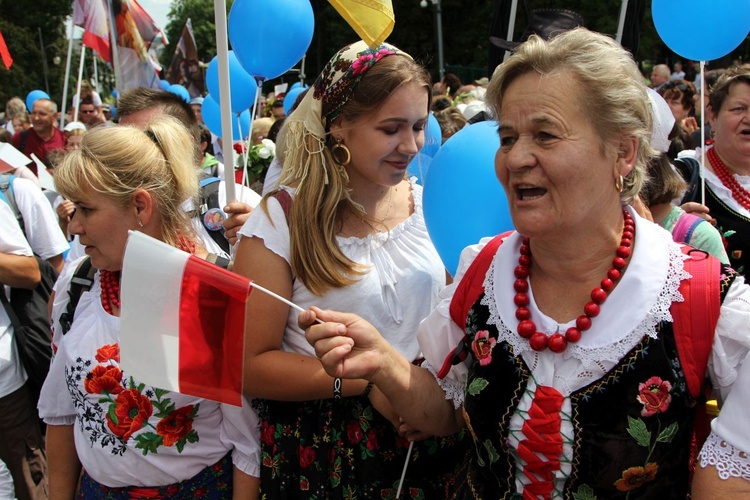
[120,232,250,407]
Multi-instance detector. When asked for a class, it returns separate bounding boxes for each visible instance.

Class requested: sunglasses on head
[663,82,692,93]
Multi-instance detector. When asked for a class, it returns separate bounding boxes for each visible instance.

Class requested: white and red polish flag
[120,231,250,407]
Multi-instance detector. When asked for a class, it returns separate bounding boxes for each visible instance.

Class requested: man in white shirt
[0,201,48,499]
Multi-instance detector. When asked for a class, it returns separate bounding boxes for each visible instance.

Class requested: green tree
[0,0,71,107]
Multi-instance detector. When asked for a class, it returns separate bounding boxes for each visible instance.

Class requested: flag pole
[213,0,237,206]
[615,0,630,44]
[107,0,122,100]
[60,17,75,127]
[503,0,519,62]
[699,60,706,205]
[74,45,86,122]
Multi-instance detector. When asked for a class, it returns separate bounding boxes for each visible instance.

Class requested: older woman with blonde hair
[38,116,260,498]
[304,28,750,498]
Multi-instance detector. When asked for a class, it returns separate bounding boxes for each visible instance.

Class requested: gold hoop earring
[615,175,624,193]
[331,137,351,166]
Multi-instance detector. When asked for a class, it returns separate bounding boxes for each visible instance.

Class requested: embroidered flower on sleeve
[636,376,672,417]
[471,330,497,366]
[95,343,120,363]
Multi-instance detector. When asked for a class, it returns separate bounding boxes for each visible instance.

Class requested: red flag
[121,232,250,406]
[73,0,112,63]
[0,31,12,69]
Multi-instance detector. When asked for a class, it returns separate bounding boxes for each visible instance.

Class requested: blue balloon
[423,121,513,275]
[109,105,117,119]
[407,153,432,186]
[653,0,750,61]
[290,81,304,90]
[159,79,171,90]
[228,0,314,80]
[111,89,119,99]
[283,86,308,116]
[167,84,191,103]
[421,113,442,158]
[206,51,258,113]
[26,90,50,112]
[167,84,190,103]
[202,94,251,141]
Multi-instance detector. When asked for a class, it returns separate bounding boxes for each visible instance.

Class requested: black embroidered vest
[453,267,735,499]
[703,186,749,275]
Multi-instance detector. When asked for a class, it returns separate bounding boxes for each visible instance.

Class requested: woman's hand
[681,201,713,222]
[222,202,254,246]
[368,384,433,442]
[300,306,389,381]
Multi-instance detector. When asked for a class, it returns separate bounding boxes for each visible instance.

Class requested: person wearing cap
[189,96,204,125]
[639,88,729,264]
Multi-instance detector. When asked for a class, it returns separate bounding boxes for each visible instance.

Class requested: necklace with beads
[513,209,635,353]
[707,147,750,210]
[99,235,197,315]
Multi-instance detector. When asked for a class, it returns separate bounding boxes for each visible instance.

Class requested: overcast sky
[138,0,171,31]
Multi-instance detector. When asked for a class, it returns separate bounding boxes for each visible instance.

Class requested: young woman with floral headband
[232,41,465,497]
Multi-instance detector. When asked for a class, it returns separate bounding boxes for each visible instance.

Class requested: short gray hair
[487,28,656,204]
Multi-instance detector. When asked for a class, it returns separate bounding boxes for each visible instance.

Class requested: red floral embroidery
[261,423,275,446]
[366,429,378,451]
[614,463,659,491]
[347,421,364,444]
[156,405,195,446]
[471,330,496,366]
[637,377,672,417]
[106,388,153,442]
[95,343,120,363]
[300,477,309,490]
[84,365,123,394]
[299,445,316,469]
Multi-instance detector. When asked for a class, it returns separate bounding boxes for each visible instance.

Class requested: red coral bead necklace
[707,146,750,211]
[100,235,196,315]
[514,209,635,353]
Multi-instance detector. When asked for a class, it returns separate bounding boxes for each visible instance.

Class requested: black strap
[59,257,97,336]
[19,129,29,154]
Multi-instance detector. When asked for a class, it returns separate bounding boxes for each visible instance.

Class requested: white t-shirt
[72,91,103,110]
[184,181,261,259]
[38,257,260,486]
[0,201,34,398]
[238,179,445,361]
[418,208,750,492]
[9,177,69,260]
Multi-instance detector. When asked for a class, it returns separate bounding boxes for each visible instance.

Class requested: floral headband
[281,41,411,186]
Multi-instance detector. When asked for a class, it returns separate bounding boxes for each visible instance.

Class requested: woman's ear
[131,189,155,227]
[706,104,717,130]
[616,136,639,177]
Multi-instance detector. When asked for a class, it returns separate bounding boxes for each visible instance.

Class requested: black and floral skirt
[256,394,466,499]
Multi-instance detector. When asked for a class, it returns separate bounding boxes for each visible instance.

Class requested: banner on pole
[74,0,165,90]
[165,18,204,98]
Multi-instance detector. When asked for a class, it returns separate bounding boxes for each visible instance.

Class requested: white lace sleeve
[699,433,750,481]
[702,277,750,482]
[417,237,497,408]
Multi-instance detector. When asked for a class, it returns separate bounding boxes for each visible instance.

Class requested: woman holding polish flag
[304,29,750,498]
[38,117,260,498]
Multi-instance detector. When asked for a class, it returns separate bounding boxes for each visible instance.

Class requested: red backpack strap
[670,245,721,400]
[436,231,513,379]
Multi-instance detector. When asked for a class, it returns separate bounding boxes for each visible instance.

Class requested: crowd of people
[0,25,748,500]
